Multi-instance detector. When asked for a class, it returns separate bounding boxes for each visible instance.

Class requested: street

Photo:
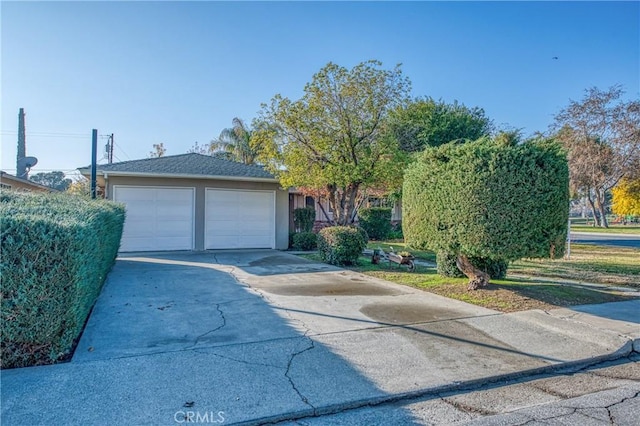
[571,232,640,249]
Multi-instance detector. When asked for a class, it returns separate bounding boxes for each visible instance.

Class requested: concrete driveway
[2,250,638,425]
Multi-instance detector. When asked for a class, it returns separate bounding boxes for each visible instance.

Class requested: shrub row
[317,226,368,266]
[1,192,125,368]
[293,207,316,233]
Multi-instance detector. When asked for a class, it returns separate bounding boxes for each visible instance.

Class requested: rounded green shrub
[358,207,392,240]
[317,226,367,266]
[292,232,317,251]
[404,138,569,281]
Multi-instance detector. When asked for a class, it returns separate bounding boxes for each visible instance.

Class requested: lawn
[571,225,640,235]
[299,243,638,313]
[510,244,640,287]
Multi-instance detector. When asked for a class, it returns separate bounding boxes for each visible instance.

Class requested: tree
[255,60,411,225]
[611,179,640,217]
[403,138,569,290]
[149,143,166,158]
[210,118,258,164]
[29,171,71,191]
[386,97,493,152]
[187,141,210,155]
[553,86,640,227]
[65,177,94,197]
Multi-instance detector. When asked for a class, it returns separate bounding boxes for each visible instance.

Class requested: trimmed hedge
[294,207,316,232]
[404,138,569,264]
[292,232,317,251]
[358,207,392,241]
[0,192,125,368]
[437,252,508,279]
[317,226,367,266]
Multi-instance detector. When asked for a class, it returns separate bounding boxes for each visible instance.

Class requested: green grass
[510,244,640,287]
[297,243,639,313]
[571,225,640,235]
[348,256,633,312]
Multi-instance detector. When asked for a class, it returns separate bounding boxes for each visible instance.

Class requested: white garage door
[205,189,275,249]
[114,186,194,252]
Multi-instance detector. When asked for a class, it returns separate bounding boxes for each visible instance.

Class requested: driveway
[2,250,637,425]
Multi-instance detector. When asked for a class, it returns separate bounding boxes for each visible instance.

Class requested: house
[78,153,289,252]
[0,171,58,193]
[289,191,402,231]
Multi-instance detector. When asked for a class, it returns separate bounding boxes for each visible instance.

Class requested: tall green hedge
[403,138,569,265]
[358,207,392,241]
[1,192,125,368]
[293,207,316,232]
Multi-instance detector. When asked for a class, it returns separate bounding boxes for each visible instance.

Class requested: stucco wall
[105,176,289,250]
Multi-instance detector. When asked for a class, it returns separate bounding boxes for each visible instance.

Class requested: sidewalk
[1,251,638,425]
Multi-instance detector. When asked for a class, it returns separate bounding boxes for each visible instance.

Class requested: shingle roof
[80,153,275,180]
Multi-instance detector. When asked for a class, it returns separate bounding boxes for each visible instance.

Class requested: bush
[404,138,569,263]
[436,252,465,278]
[317,226,367,266]
[389,221,403,240]
[294,207,316,232]
[358,207,392,240]
[437,252,508,279]
[0,192,125,369]
[292,232,317,251]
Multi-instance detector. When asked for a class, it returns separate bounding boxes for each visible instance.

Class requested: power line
[113,142,130,160]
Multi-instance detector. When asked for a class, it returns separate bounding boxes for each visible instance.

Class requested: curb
[240,339,638,426]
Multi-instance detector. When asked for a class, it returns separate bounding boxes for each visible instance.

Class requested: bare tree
[149,143,166,158]
[553,86,640,227]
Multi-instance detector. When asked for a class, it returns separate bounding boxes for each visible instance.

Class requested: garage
[205,189,275,249]
[114,186,195,252]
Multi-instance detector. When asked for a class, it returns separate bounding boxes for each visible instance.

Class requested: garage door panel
[205,189,275,249]
[115,187,194,252]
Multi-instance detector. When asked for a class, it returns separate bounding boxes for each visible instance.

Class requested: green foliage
[293,207,316,232]
[436,252,508,279]
[358,207,392,240]
[387,97,494,153]
[404,138,570,263]
[436,252,465,278]
[29,171,72,191]
[0,192,125,368]
[255,60,411,225]
[291,232,318,251]
[389,221,404,239]
[317,226,367,266]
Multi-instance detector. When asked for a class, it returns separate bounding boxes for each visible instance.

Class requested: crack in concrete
[605,389,640,425]
[185,303,227,350]
[285,338,317,413]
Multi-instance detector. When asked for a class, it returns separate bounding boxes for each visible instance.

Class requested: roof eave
[77,169,278,184]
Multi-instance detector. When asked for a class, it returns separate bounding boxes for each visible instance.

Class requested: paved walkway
[1,250,638,425]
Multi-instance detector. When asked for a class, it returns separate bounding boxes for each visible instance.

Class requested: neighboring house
[289,191,402,230]
[0,171,58,193]
[78,153,289,252]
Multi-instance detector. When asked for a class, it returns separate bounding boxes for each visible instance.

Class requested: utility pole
[16,108,27,178]
[91,129,98,199]
[109,133,114,164]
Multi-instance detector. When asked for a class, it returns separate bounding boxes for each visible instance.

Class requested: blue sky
[1,1,638,177]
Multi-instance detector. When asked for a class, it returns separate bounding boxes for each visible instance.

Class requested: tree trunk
[586,190,600,227]
[595,189,609,228]
[456,254,490,290]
